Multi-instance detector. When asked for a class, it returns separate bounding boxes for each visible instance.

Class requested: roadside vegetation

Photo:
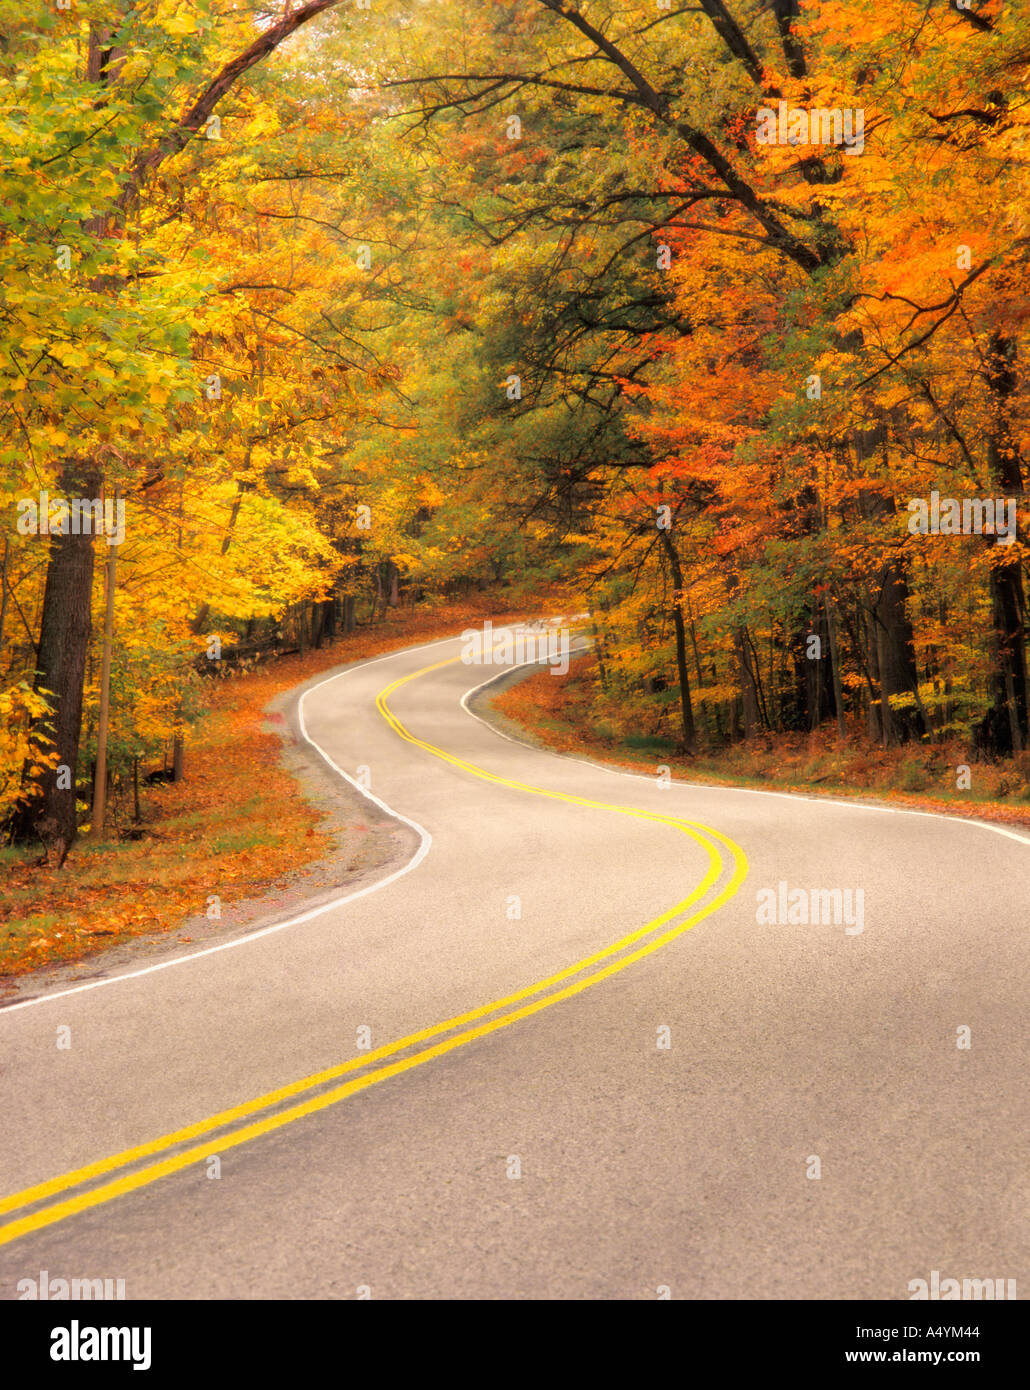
[492,653,1030,830]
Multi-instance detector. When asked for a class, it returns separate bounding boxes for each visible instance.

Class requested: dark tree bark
[310,602,325,649]
[736,628,761,738]
[696,0,765,87]
[863,603,882,742]
[804,604,836,733]
[658,529,697,754]
[872,559,925,745]
[770,0,807,78]
[825,598,846,737]
[984,331,1028,751]
[11,464,99,852]
[857,480,925,745]
[320,597,336,643]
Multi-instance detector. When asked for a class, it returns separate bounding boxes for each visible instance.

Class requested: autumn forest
[3,0,1029,861]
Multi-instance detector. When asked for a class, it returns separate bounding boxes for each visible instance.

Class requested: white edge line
[0,634,462,1016]
[459,644,1030,849]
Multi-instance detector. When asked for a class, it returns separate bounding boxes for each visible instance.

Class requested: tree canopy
[2,0,1028,848]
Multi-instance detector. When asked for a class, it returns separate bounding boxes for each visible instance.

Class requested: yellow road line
[0,652,748,1247]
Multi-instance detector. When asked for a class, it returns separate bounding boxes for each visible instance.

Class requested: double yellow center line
[0,651,748,1248]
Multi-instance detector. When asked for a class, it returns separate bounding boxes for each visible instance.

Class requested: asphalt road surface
[1,629,1027,1299]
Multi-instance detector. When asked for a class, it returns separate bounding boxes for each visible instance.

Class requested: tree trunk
[688,610,716,745]
[985,331,1027,751]
[736,627,761,737]
[857,481,924,745]
[90,538,117,840]
[872,559,925,745]
[12,464,99,850]
[804,603,835,733]
[860,602,881,742]
[320,597,336,642]
[592,617,609,692]
[172,732,185,783]
[658,529,697,754]
[310,601,325,649]
[825,598,846,737]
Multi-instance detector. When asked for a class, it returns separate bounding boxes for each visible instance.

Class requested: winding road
[1,629,1027,1299]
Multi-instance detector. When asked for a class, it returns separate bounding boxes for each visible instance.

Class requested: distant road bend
[1,627,1027,1299]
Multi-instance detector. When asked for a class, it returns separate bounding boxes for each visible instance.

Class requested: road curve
[1,631,1027,1299]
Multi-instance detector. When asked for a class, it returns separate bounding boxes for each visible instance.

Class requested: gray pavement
[1,631,1027,1299]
